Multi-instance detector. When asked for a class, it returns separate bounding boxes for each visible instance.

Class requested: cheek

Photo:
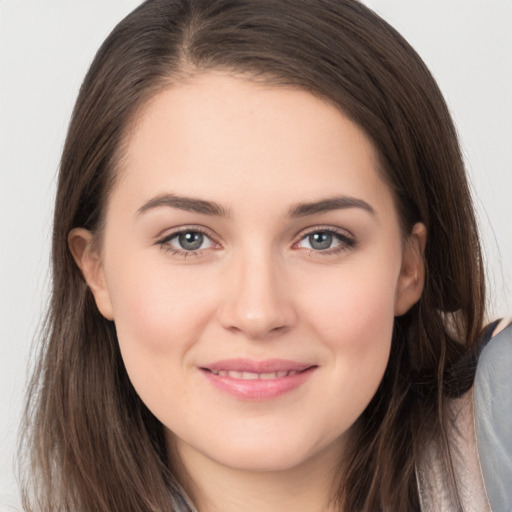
[325,279,394,382]
[302,255,399,345]
[107,257,212,350]
[297,254,400,412]
[103,257,217,402]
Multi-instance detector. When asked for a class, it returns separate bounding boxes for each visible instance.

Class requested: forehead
[112,72,396,220]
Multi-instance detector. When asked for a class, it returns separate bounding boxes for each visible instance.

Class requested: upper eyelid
[155,225,219,243]
[294,225,355,241]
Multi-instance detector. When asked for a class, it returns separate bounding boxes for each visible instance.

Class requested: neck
[171,438,344,512]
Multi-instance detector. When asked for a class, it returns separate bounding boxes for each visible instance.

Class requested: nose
[217,249,297,340]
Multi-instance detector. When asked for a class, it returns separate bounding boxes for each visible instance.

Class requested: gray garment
[172,492,198,512]
[474,322,512,512]
[170,481,198,512]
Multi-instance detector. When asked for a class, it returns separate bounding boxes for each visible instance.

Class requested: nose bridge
[218,243,296,339]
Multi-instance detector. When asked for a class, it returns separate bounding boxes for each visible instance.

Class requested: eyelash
[295,226,357,256]
[155,226,356,258]
[156,227,218,258]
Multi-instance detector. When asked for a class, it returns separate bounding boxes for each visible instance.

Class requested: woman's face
[71,72,425,475]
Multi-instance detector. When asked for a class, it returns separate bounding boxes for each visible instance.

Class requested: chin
[193,426,344,474]
[214,445,316,473]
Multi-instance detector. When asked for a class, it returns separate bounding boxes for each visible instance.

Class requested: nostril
[269,325,290,335]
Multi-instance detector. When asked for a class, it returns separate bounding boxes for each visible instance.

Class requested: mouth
[199,359,317,399]
[204,369,304,380]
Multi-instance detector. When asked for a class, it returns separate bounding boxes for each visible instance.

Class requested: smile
[200,359,317,400]
[207,369,301,379]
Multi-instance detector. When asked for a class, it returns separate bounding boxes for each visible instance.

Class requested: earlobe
[394,222,427,316]
[68,228,114,320]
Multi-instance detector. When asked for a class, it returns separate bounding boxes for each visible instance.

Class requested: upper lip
[201,358,315,373]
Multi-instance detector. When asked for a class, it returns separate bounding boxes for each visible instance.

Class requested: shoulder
[476,317,512,382]
[474,319,512,512]
[416,321,512,512]
[475,318,512,397]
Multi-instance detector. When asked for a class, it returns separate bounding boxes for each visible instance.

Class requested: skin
[70,72,426,512]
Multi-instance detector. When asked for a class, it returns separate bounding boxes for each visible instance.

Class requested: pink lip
[200,359,317,400]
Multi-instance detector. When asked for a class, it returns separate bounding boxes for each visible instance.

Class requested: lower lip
[201,367,316,400]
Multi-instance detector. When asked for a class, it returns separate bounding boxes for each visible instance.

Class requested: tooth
[259,372,277,380]
[212,370,298,380]
[241,372,259,380]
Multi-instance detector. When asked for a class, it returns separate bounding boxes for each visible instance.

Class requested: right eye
[157,229,218,256]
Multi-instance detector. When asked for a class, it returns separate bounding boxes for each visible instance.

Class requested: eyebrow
[136,193,375,219]
[137,194,230,217]
[288,196,376,218]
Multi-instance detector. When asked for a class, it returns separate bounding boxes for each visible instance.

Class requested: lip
[200,359,317,400]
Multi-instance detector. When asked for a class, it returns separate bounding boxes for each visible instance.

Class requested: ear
[68,228,114,320]
[395,222,427,316]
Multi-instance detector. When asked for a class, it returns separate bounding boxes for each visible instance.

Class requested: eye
[173,231,209,251]
[157,228,218,255]
[296,229,355,253]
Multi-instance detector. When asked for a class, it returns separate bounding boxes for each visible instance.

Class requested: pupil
[309,232,332,250]
[179,232,203,250]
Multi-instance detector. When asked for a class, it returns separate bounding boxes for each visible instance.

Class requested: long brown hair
[20,1,485,510]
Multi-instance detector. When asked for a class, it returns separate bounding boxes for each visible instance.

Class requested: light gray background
[1,1,511,508]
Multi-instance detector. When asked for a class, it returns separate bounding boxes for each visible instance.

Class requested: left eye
[162,230,216,252]
[297,230,353,251]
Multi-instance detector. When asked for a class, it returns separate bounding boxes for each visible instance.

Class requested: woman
[19,0,511,511]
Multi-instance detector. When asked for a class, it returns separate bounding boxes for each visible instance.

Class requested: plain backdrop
[1,1,511,508]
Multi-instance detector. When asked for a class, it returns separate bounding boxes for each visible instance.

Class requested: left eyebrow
[288,196,376,218]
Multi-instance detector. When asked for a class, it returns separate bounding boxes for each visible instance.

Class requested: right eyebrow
[136,193,230,217]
